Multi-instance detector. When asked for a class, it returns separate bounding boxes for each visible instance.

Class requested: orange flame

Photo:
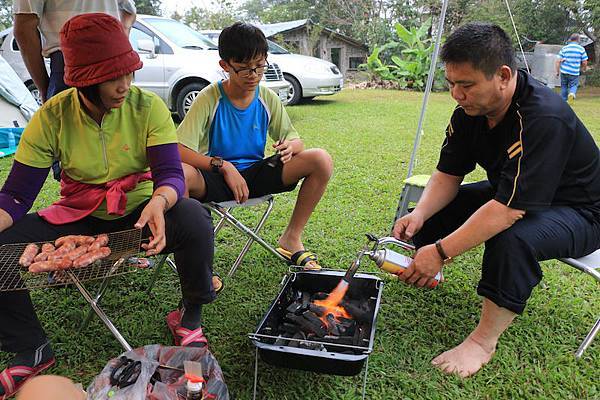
[313,280,352,327]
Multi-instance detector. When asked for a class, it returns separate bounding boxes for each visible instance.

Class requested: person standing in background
[555,33,588,104]
[13,0,136,180]
[13,0,136,103]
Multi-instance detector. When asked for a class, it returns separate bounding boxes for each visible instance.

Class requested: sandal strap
[290,250,318,266]
[175,326,208,346]
[0,365,36,397]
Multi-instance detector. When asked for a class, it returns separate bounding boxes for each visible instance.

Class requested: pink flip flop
[0,358,55,400]
[166,310,208,347]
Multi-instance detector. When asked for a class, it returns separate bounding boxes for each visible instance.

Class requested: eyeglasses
[228,62,270,78]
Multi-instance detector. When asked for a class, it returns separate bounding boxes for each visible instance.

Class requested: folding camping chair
[558,252,600,357]
[395,174,431,220]
[147,195,288,295]
[204,195,288,277]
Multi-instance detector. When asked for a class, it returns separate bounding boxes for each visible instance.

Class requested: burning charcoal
[287,313,326,338]
[322,335,355,346]
[279,322,298,334]
[340,300,371,324]
[286,301,303,315]
[274,333,292,346]
[301,292,311,307]
[353,326,365,347]
[287,331,305,348]
[334,317,355,337]
[298,337,325,351]
[301,311,328,338]
[308,303,326,317]
[311,292,328,301]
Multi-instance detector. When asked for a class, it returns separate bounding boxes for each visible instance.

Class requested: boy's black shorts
[199,156,298,203]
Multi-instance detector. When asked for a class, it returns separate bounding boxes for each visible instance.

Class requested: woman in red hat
[0,13,215,398]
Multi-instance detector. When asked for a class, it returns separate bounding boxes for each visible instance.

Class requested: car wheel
[176,82,207,119]
[27,82,43,106]
[284,74,302,106]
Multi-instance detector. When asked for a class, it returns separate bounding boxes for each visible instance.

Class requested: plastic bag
[87,345,229,400]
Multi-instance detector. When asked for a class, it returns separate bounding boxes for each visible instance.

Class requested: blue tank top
[207,81,270,170]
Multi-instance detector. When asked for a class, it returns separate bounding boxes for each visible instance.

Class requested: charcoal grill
[248,269,384,399]
[0,229,144,351]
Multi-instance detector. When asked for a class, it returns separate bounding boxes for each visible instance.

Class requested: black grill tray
[250,270,383,376]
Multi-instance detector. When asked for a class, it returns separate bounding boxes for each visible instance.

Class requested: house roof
[256,19,368,50]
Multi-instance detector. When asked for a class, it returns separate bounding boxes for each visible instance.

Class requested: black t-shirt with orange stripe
[437,70,600,213]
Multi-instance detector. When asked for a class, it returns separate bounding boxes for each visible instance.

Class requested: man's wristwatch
[435,239,453,265]
[210,156,223,173]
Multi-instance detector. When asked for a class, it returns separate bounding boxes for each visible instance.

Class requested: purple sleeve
[0,161,49,222]
[147,143,185,199]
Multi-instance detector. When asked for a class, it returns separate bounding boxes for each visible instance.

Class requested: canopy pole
[405,0,450,180]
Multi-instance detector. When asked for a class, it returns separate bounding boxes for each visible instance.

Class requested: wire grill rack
[0,229,143,292]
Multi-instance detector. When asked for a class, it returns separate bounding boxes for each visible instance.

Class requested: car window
[143,17,217,50]
[268,40,289,55]
[130,27,157,52]
[12,37,20,51]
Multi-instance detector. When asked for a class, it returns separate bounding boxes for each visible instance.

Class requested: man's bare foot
[431,335,495,378]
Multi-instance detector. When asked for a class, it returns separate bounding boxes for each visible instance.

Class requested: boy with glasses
[177,22,333,271]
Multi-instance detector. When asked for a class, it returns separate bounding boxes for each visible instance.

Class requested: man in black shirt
[393,23,600,377]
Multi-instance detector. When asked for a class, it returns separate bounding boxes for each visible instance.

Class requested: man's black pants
[0,198,215,353]
[413,181,600,314]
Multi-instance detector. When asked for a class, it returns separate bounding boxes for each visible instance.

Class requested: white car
[202,31,343,105]
[0,17,291,118]
[0,27,49,105]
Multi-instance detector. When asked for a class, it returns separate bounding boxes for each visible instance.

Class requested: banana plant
[359,18,442,91]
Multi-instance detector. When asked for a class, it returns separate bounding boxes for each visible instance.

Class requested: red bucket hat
[60,13,142,87]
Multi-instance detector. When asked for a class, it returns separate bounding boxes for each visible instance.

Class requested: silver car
[0,17,291,118]
[0,27,48,105]
[203,31,343,105]
[133,16,290,118]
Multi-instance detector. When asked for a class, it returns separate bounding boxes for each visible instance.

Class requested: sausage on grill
[63,245,89,262]
[19,244,40,267]
[53,241,76,255]
[28,258,72,273]
[34,243,56,262]
[89,234,109,251]
[55,235,95,247]
[73,247,111,269]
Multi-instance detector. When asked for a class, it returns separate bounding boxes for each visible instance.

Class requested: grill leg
[252,347,259,400]
[575,317,600,358]
[361,357,369,400]
[80,259,125,330]
[146,254,169,295]
[67,270,132,351]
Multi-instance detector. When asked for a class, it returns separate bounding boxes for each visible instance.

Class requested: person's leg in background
[568,74,580,103]
[432,206,600,377]
[560,73,569,101]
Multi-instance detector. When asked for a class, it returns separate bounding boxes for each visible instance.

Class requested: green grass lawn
[1,88,599,399]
